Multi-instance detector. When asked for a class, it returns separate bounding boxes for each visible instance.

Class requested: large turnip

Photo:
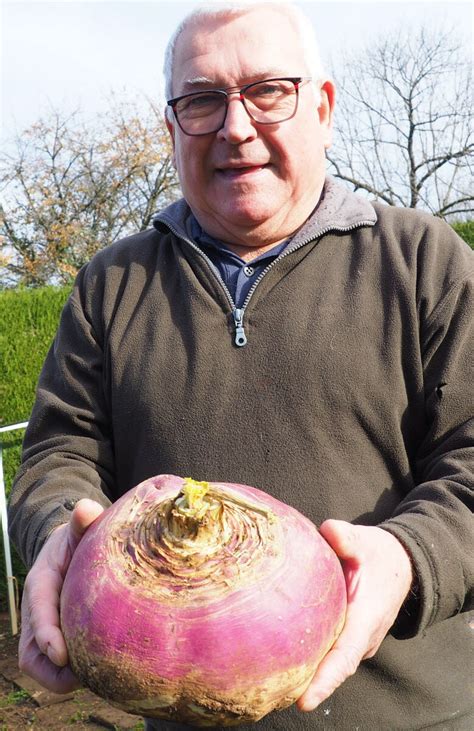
[60,475,346,726]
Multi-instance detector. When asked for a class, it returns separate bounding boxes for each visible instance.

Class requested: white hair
[163,2,326,108]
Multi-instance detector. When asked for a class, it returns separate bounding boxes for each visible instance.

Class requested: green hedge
[451,220,474,249]
[0,286,71,611]
[0,286,72,425]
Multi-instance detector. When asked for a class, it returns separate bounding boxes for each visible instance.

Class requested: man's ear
[165,111,176,145]
[318,80,336,149]
[165,111,177,167]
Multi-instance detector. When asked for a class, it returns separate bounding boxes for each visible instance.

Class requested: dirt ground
[0,613,144,730]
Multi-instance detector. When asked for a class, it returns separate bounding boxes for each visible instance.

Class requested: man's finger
[19,632,81,694]
[34,624,69,667]
[28,654,81,694]
[297,641,364,711]
[25,561,67,655]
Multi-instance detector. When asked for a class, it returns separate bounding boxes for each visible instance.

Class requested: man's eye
[191,94,217,106]
[250,84,282,98]
[182,94,220,112]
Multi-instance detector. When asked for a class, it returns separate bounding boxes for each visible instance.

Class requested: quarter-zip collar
[153,176,377,249]
[153,176,377,346]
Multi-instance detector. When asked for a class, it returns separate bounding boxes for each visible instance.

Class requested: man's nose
[216,94,258,144]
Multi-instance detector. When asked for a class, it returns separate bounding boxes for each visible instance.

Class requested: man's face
[167,7,335,247]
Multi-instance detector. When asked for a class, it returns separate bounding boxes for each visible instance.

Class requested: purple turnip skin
[60,475,346,726]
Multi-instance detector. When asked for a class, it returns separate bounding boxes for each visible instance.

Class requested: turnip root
[60,475,346,727]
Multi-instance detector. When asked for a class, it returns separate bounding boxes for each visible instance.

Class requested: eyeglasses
[167,77,312,136]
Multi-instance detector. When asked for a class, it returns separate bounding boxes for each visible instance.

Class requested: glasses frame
[167,76,313,136]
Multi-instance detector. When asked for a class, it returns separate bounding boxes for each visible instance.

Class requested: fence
[0,421,28,635]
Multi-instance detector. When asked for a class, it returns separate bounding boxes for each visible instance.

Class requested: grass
[0,688,31,707]
[67,709,88,724]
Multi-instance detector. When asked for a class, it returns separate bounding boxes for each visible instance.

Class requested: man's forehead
[172,10,304,93]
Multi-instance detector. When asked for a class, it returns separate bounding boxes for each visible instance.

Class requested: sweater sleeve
[8,265,114,568]
[382,227,474,638]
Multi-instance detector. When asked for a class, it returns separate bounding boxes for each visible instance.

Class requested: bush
[0,285,71,612]
[451,220,474,249]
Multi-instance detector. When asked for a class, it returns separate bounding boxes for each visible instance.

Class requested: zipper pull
[233,308,247,347]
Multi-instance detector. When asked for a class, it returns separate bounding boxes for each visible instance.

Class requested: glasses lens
[175,92,226,135]
[243,79,297,123]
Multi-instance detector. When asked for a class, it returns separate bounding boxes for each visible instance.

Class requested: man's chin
[211,189,283,224]
[213,205,280,231]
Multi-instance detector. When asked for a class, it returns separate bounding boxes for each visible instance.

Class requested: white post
[0,421,28,636]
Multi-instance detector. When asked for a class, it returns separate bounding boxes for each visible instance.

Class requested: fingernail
[46,645,60,665]
[302,695,321,712]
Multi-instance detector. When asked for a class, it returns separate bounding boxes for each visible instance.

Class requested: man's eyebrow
[182,76,216,91]
[181,70,291,92]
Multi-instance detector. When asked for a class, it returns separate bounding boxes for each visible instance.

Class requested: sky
[0,0,472,146]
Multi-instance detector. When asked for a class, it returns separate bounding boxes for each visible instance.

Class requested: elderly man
[8,3,473,730]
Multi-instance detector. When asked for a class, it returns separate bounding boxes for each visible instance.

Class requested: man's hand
[18,499,104,693]
[297,519,414,712]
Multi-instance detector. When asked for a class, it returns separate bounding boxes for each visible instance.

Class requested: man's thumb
[70,499,105,541]
[319,519,359,561]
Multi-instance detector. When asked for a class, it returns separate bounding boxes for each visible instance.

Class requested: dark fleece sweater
[8,178,474,729]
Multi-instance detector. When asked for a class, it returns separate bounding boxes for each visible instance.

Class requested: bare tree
[0,97,180,287]
[327,28,473,219]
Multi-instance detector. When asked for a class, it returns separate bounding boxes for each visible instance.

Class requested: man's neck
[189,180,326,261]
[223,239,288,262]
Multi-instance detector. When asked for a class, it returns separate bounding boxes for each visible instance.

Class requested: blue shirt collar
[190,216,290,264]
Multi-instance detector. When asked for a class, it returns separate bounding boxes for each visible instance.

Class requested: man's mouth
[216,163,269,178]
